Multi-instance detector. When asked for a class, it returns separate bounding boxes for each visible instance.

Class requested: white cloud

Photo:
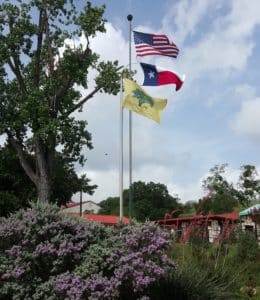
[72,169,119,203]
[161,0,260,83]
[169,180,204,203]
[162,0,219,44]
[231,97,260,140]
[78,162,205,203]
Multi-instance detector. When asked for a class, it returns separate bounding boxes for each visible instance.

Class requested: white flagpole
[119,74,124,224]
[127,14,133,221]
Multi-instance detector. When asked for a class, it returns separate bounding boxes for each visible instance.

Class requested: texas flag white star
[148,71,155,79]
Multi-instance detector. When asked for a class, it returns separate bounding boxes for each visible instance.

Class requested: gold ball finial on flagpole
[127,14,133,21]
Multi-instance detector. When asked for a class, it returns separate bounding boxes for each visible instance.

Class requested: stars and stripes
[133,31,179,58]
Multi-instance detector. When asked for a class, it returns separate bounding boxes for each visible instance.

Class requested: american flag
[133,31,179,58]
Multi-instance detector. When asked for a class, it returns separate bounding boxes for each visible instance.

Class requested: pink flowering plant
[0,203,175,299]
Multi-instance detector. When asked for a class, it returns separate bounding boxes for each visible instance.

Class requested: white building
[62,201,101,214]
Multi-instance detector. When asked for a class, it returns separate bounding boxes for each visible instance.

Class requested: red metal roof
[83,214,130,225]
[65,213,129,225]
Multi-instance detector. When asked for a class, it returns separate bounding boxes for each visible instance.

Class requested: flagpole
[119,74,124,224]
[127,14,133,221]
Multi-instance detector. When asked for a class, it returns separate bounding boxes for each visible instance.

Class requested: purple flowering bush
[0,203,109,299]
[0,203,175,299]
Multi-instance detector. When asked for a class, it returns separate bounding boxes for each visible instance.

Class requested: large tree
[0,1,121,202]
[99,181,180,221]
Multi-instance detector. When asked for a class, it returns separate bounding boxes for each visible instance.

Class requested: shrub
[148,259,235,300]
[0,191,26,218]
[237,230,259,261]
[63,223,175,300]
[0,203,175,300]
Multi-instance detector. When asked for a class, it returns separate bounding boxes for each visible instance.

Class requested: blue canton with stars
[133,31,153,45]
[140,63,158,86]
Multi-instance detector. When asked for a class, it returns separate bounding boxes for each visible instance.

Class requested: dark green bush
[237,231,259,261]
[147,260,235,300]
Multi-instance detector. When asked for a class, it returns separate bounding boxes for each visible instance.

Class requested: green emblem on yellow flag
[123,78,167,123]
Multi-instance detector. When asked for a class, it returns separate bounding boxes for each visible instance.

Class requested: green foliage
[200,164,240,214]
[150,260,235,300]
[198,193,238,214]
[179,200,197,217]
[236,230,259,261]
[99,196,120,215]
[0,191,24,218]
[0,144,36,215]
[99,181,180,221]
[238,165,260,207]
[50,154,97,206]
[199,164,260,214]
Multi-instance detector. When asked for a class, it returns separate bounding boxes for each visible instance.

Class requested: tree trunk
[35,138,52,203]
[37,173,50,202]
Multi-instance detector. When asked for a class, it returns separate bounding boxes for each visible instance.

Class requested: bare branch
[66,86,101,116]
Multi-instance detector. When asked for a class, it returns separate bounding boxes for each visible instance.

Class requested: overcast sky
[69,0,260,203]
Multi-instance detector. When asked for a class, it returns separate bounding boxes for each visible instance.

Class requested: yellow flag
[123,78,167,123]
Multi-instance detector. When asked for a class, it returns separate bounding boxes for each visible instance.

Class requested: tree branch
[34,4,45,87]
[7,58,27,95]
[51,46,91,114]
[49,76,73,115]
[65,65,123,116]
[66,86,101,116]
[7,132,38,185]
[7,18,27,95]
[44,10,55,77]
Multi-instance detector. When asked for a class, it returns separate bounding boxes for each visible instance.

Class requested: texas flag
[140,62,185,91]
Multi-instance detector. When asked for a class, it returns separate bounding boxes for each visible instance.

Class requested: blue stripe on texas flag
[141,63,158,86]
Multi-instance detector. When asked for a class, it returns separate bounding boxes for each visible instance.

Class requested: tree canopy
[198,164,239,214]
[99,181,180,221]
[237,165,260,207]
[198,164,260,214]
[0,0,121,202]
